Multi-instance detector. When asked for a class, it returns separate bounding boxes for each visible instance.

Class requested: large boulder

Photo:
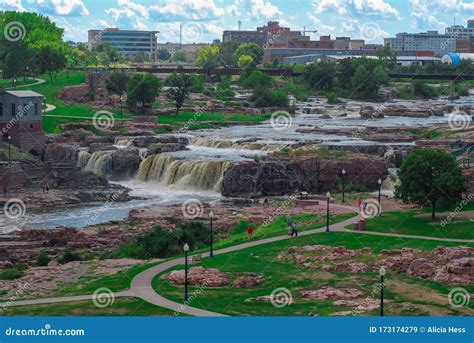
[301,287,363,300]
[44,143,79,164]
[233,273,264,288]
[110,149,141,180]
[167,267,229,287]
[434,257,474,284]
[407,258,435,278]
[58,84,91,103]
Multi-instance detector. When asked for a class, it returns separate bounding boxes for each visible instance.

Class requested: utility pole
[179,24,182,48]
[238,21,242,31]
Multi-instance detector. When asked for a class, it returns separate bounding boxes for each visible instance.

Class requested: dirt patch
[389,280,447,305]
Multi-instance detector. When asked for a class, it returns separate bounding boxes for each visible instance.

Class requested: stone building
[0,90,46,155]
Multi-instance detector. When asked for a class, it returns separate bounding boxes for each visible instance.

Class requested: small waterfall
[191,137,281,151]
[137,155,231,191]
[84,151,112,176]
[191,137,234,149]
[114,138,134,147]
[381,168,400,197]
[77,150,91,168]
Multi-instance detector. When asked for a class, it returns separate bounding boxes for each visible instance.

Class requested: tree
[165,72,193,115]
[195,45,219,69]
[126,73,162,110]
[218,42,239,66]
[349,58,388,99]
[237,54,254,68]
[303,61,337,91]
[395,148,465,219]
[240,69,274,89]
[376,45,398,70]
[172,51,187,63]
[106,72,129,96]
[37,46,66,82]
[157,48,171,61]
[233,43,264,66]
[93,42,124,65]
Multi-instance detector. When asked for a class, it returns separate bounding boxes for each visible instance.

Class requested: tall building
[88,28,158,60]
[384,31,456,56]
[445,20,474,40]
[257,21,314,48]
[222,30,266,46]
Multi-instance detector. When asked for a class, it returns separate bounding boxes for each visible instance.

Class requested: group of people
[245,215,298,241]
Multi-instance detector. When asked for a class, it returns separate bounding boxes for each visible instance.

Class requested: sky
[1,0,473,44]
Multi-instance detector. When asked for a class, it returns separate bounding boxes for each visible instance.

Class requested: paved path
[6,78,45,89]
[1,203,473,315]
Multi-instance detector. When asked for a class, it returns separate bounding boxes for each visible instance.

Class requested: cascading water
[191,137,284,151]
[84,151,112,176]
[137,154,232,192]
[77,150,91,168]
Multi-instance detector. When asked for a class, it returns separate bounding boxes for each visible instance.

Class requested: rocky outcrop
[167,267,229,287]
[110,149,141,180]
[44,144,79,164]
[301,287,362,300]
[359,105,445,119]
[233,273,264,288]
[58,84,91,103]
[434,257,473,284]
[407,258,435,278]
[223,156,387,197]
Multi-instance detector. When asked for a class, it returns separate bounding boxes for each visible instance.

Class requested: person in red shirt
[426,131,431,140]
[247,226,254,241]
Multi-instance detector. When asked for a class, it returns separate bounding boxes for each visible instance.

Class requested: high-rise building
[445,20,474,40]
[88,28,158,60]
[384,31,456,56]
[222,30,267,47]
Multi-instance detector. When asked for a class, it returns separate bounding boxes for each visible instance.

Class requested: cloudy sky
[2,0,473,43]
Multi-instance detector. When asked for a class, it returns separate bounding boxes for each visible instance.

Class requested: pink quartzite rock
[432,246,471,262]
[333,298,380,312]
[434,257,474,284]
[233,273,264,288]
[334,262,368,273]
[168,267,229,287]
[301,287,363,300]
[407,258,435,278]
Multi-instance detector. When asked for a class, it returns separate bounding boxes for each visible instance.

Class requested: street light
[119,95,123,119]
[7,136,11,164]
[341,169,346,203]
[377,178,382,205]
[183,243,190,301]
[379,267,386,317]
[209,210,214,257]
[13,78,17,90]
[326,191,330,233]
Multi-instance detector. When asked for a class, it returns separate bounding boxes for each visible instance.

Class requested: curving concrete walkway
[6,78,45,90]
[1,203,472,316]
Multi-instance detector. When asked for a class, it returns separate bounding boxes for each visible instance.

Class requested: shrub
[35,251,50,267]
[57,250,82,264]
[0,268,23,280]
[325,91,340,104]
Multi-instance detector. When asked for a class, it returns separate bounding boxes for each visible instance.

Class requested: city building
[257,21,315,48]
[0,90,45,155]
[384,31,456,56]
[88,28,158,60]
[222,30,266,47]
[445,20,474,40]
[334,37,364,50]
[266,48,378,63]
[442,52,474,65]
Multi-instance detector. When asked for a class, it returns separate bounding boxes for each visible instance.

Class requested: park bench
[189,254,203,265]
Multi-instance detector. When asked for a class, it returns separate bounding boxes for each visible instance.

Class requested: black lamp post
[377,178,382,205]
[326,191,330,233]
[8,136,11,164]
[13,78,17,90]
[183,243,189,301]
[341,169,346,203]
[120,95,123,119]
[209,210,214,257]
[379,267,386,316]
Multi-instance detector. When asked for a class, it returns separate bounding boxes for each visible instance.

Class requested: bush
[251,87,289,108]
[35,251,50,267]
[0,268,23,280]
[57,250,82,264]
[414,81,440,98]
[230,220,255,235]
[325,91,340,104]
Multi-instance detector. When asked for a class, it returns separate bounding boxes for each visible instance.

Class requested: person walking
[287,216,293,236]
[246,226,253,241]
[2,183,7,196]
[290,222,298,237]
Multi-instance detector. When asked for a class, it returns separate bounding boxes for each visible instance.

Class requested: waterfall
[137,155,232,191]
[84,151,112,176]
[77,150,91,168]
[381,168,400,197]
[114,138,134,147]
[191,137,281,151]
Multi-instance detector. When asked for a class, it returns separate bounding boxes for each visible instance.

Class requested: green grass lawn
[0,297,175,316]
[153,232,474,316]
[364,202,474,240]
[1,77,38,88]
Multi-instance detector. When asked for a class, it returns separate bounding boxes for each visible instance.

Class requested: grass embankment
[0,78,38,88]
[0,297,176,316]
[364,201,474,240]
[153,231,473,316]
[157,111,272,130]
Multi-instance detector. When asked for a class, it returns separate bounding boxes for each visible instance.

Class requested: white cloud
[409,0,448,31]
[149,0,225,22]
[28,0,89,16]
[1,0,26,11]
[313,0,399,19]
[247,0,282,19]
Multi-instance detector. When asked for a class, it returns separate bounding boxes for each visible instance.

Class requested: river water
[2,95,472,231]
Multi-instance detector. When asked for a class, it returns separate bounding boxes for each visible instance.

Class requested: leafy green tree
[303,61,337,91]
[126,73,162,110]
[240,69,274,89]
[3,42,36,79]
[93,42,124,65]
[157,48,171,61]
[195,45,219,68]
[233,43,264,66]
[237,54,254,68]
[218,42,239,66]
[172,51,187,63]
[165,72,193,115]
[376,45,398,70]
[106,72,130,96]
[350,59,388,99]
[395,148,465,219]
[37,46,66,82]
